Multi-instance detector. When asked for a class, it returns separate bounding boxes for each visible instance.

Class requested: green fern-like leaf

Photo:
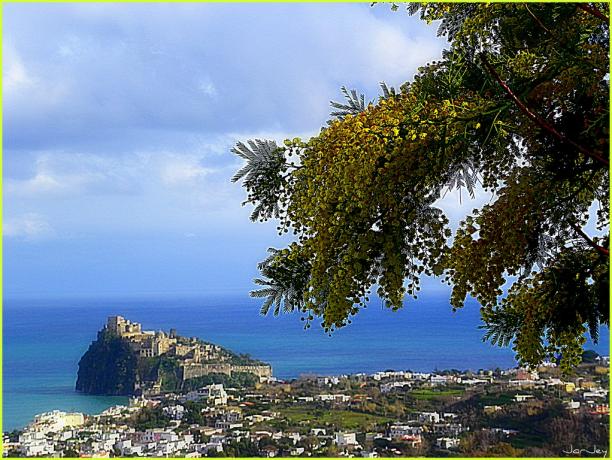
[330,86,369,120]
[231,140,280,183]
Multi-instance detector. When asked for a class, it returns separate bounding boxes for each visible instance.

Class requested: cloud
[363,22,441,83]
[3,146,251,240]
[6,150,223,197]
[3,41,69,125]
[2,4,448,296]
[158,154,216,187]
[3,43,33,92]
[3,125,316,241]
[5,153,140,197]
[197,77,217,98]
[4,213,55,240]
[3,4,445,152]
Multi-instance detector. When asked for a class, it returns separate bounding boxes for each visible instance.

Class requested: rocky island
[76,316,272,396]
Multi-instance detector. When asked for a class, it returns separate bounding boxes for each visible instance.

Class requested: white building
[184,384,228,405]
[163,405,186,420]
[285,432,301,445]
[411,372,431,380]
[372,371,411,381]
[417,412,440,423]
[29,411,85,434]
[461,378,489,385]
[21,440,55,457]
[316,394,351,403]
[583,390,608,400]
[389,425,422,440]
[565,400,581,410]
[317,376,340,386]
[215,420,243,430]
[430,375,451,385]
[335,432,358,447]
[381,381,411,393]
[436,437,460,449]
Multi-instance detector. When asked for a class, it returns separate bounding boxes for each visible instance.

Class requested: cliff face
[76,330,138,395]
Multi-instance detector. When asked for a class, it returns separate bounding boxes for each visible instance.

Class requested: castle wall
[231,365,273,378]
[182,364,233,380]
[181,363,272,381]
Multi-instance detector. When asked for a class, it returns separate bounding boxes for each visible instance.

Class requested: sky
[3,3,486,299]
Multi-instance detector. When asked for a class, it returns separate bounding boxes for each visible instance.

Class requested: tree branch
[525,5,553,35]
[570,223,609,257]
[480,55,609,167]
[577,4,609,23]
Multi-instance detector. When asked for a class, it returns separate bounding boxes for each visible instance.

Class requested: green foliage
[62,448,80,458]
[233,3,609,370]
[329,86,369,120]
[278,407,391,431]
[132,406,171,431]
[231,139,296,222]
[481,244,609,372]
[182,372,258,391]
[221,439,260,457]
[158,357,182,391]
[251,246,311,317]
[7,430,21,442]
[581,349,600,363]
[229,352,266,366]
[409,389,464,401]
[181,400,208,425]
[137,355,183,391]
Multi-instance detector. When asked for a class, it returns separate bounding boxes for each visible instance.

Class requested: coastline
[4,295,609,431]
[0,364,544,432]
[5,362,609,458]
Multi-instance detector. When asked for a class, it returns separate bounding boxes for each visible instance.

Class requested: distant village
[4,353,609,457]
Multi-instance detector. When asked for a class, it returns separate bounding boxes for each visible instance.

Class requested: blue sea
[3,293,609,431]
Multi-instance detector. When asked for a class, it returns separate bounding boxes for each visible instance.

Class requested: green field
[477,393,515,406]
[409,389,465,400]
[509,431,546,449]
[278,407,392,430]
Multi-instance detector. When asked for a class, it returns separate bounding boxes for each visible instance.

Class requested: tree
[132,406,171,431]
[232,3,609,372]
[63,448,80,457]
[581,349,600,363]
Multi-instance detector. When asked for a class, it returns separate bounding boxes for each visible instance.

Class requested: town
[4,354,609,457]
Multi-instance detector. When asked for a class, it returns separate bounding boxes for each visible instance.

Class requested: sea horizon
[3,292,609,431]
